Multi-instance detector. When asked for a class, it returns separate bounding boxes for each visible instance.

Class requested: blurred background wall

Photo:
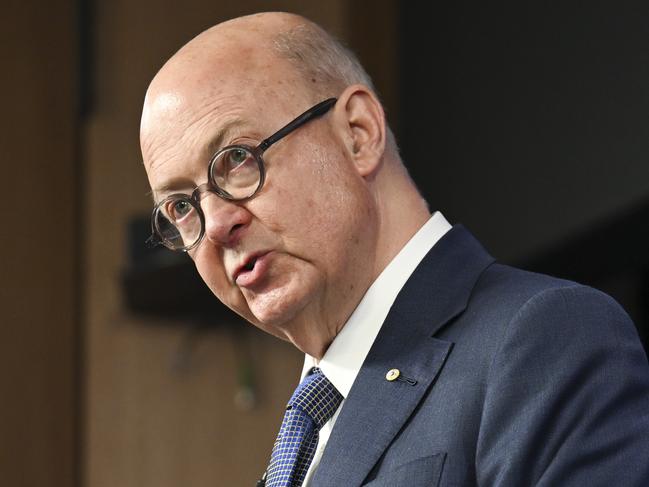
[1,1,647,486]
[1,1,79,486]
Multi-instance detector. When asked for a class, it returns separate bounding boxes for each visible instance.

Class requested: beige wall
[0,1,78,486]
[83,2,396,486]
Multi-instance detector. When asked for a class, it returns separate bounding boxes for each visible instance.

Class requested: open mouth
[234,251,270,287]
[243,257,257,272]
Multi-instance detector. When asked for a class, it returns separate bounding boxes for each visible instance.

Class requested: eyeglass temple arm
[258,98,337,152]
[146,234,161,248]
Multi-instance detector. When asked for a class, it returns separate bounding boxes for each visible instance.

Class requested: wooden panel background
[0,1,78,486]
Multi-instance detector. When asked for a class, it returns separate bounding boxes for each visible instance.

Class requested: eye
[210,146,261,197]
[212,147,255,176]
[229,148,249,166]
[164,198,194,221]
[223,147,255,173]
[173,200,191,216]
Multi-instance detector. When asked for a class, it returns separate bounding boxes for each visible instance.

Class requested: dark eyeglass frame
[147,97,338,251]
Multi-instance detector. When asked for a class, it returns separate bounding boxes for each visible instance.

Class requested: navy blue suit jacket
[310,226,649,486]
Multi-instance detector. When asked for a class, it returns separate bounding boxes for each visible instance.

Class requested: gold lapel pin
[386,368,400,381]
[385,368,417,386]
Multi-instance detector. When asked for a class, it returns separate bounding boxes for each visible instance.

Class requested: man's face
[141,52,379,349]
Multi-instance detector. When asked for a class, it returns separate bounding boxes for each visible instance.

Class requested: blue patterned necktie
[265,367,343,487]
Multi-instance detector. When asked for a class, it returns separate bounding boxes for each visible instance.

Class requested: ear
[334,85,387,178]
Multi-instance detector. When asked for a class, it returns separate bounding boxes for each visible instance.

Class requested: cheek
[310,165,373,241]
[268,164,373,268]
[265,144,356,220]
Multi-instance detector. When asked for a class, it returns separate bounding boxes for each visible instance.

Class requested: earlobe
[336,85,386,178]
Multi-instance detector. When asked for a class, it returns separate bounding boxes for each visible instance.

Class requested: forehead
[141,59,314,198]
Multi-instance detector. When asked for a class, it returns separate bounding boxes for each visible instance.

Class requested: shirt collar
[301,211,452,397]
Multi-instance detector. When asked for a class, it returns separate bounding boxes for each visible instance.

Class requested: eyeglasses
[146,97,337,252]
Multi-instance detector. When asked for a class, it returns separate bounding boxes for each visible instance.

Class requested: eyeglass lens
[210,146,262,199]
[153,146,263,250]
[154,196,203,250]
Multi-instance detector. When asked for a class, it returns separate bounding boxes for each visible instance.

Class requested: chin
[245,286,313,333]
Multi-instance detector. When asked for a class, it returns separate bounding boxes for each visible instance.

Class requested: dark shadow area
[521,197,649,349]
[122,217,246,326]
[398,1,649,350]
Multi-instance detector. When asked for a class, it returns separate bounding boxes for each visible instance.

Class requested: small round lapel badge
[385,368,400,381]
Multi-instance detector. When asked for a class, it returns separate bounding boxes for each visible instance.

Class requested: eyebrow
[204,117,248,156]
[150,118,248,202]
[150,176,197,202]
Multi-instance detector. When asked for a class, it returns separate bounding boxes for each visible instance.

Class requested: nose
[200,193,252,246]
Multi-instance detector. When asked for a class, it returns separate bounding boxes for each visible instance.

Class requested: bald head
[141,13,386,159]
[148,13,301,91]
[148,12,374,100]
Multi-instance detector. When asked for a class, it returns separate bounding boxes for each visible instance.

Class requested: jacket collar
[311,225,495,486]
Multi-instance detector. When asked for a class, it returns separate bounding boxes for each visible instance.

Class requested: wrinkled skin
[140,13,429,358]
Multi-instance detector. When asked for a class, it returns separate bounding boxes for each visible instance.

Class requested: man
[140,12,649,486]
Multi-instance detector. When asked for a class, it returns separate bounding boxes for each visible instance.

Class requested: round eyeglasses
[147,97,337,252]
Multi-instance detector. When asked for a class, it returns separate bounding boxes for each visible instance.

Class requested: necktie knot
[265,367,342,487]
[287,368,342,429]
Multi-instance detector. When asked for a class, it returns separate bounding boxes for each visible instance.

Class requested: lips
[233,251,270,287]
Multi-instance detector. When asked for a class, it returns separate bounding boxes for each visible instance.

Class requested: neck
[283,157,431,360]
[371,160,432,282]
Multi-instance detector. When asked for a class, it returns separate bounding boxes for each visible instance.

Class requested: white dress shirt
[299,212,452,485]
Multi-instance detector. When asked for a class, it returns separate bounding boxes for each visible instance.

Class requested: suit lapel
[311,226,494,487]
